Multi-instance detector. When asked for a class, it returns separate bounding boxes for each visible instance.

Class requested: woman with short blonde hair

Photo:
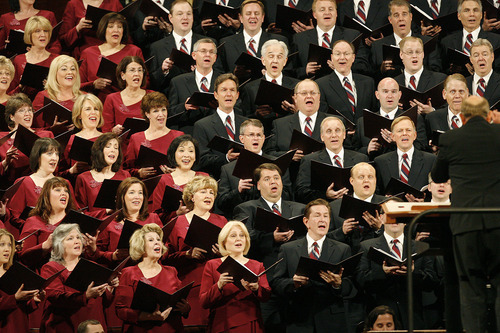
[0,56,15,105]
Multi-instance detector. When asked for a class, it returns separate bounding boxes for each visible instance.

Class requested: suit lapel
[297,237,309,258]
[408,149,424,186]
[329,74,353,120]
[485,72,500,103]
[417,70,432,91]
[211,113,229,137]
[365,1,384,27]
[318,149,333,166]
[187,72,198,93]
[319,239,336,262]
[387,151,400,179]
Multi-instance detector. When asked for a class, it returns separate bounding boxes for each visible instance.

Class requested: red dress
[115,264,185,332]
[124,130,184,177]
[58,0,123,58]
[32,90,78,128]
[166,213,227,326]
[74,169,130,213]
[40,260,111,333]
[0,129,54,184]
[10,53,59,94]
[151,172,208,212]
[200,258,271,333]
[0,10,60,53]
[0,288,38,332]
[102,90,153,133]
[79,44,143,102]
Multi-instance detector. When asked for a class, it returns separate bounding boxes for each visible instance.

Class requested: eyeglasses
[243,133,264,139]
[332,52,353,57]
[401,50,423,56]
[127,68,144,73]
[15,108,33,115]
[296,91,319,96]
[196,49,216,55]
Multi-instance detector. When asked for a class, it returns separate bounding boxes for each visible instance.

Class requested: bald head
[376,78,401,113]
[461,96,489,119]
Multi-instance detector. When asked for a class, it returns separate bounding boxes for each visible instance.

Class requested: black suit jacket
[219,31,289,72]
[351,108,429,158]
[374,148,436,193]
[466,71,500,107]
[394,69,446,92]
[217,157,294,218]
[265,0,312,24]
[425,107,451,137]
[409,0,457,18]
[440,29,500,73]
[193,0,242,41]
[328,194,385,252]
[316,72,376,123]
[337,0,390,29]
[291,26,361,79]
[295,148,369,203]
[265,111,327,156]
[356,235,437,328]
[432,116,500,235]
[232,197,305,269]
[192,112,248,178]
[272,236,353,332]
[167,70,222,134]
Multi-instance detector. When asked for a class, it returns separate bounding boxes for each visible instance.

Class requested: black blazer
[232,197,305,269]
[295,148,369,203]
[192,112,248,178]
[374,148,436,193]
[425,107,451,137]
[265,111,328,156]
[409,0,457,18]
[466,71,500,107]
[394,69,447,92]
[219,31,289,72]
[272,236,353,332]
[337,0,390,29]
[291,26,361,79]
[432,116,500,235]
[265,0,313,24]
[316,72,376,123]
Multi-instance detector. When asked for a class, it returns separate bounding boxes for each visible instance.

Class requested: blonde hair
[72,94,104,129]
[0,56,15,78]
[129,223,168,261]
[399,36,423,50]
[182,176,218,210]
[391,116,416,132]
[24,16,52,45]
[461,96,489,119]
[0,230,15,270]
[218,221,250,256]
[45,55,82,101]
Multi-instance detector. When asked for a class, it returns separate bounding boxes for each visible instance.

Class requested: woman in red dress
[0,56,14,106]
[166,175,228,328]
[58,0,123,58]
[200,221,271,333]
[60,94,103,177]
[18,177,76,271]
[75,132,129,214]
[102,56,152,134]
[0,0,58,53]
[0,229,46,333]
[0,93,54,184]
[125,92,184,178]
[79,12,143,102]
[40,223,118,332]
[116,223,190,332]
[151,135,207,214]
[10,16,58,97]
[32,55,84,129]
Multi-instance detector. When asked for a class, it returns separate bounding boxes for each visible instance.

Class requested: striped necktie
[451,115,460,129]
[400,153,410,184]
[288,0,296,8]
[304,116,313,137]
[430,0,439,19]
[477,78,486,97]
[356,0,366,24]
[179,38,189,54]
[322,33,331,49]
[272,203,281,216]
[464,33,473,55]
[309,242,320,260]
[333,155,342,168]
[200,77,209,92]
[225,115,235,141]
[247,38,257,57]
[343,77,356,114]
[392,239,401,259]
[409,75,417,91]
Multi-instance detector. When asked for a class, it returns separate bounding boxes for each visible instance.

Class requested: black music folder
[13,125,39,157]
[310,161,353,192]
[161,185,184,212]
[342,16,392,41]
[430,130,445,146]
[382,44,403,67]
[206,135,244,154]
[64,257,129,292]
[362,106,418,142]
[217,256,282,289]
[93,179,121,209]
[367,246,417,267]
[122,117,149,138]
[54,129,75,147]
[0,179,23,202]
[288,129,324,155]
[5,29,28,55]
[399,81,445,110]
[42,96,73,124]
[446,48,471,76]
[275,4,314,33]
[0,261,64,294]
[253,207,306,237]
[183,214,221,253]
[60,209,116,235]
[307,43,333,76]
[85,5,112,31]
[116,219,143,249]
[170,48,196,72]
[410,5,461,35]
[232,149,295,180]
[186,92,217,108]
[19,63,49,90]
[96,57,118,87]
[131,280,194,312]
[0,104,8,131]
[199,1,240,25]
[234,52,265,80]
[326,107,356,131]
[135,145,169,172]
[139,0,171,22]
[295,252,363,280]
[254,80,294,115]
[68,135,94,164]
[0,130,14,146]
[338,195,380,228]
[482,0,500,20]
[384,177,425,199]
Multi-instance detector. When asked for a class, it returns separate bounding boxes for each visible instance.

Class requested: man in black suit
[239,39,299,134]
[409,0,457,37]
[266,79,327,161]
[371,0,441,78]
[426,73,469,140]
[352,77,428,159]
[337,0,390,30]
[291,0,362,79]
[374,116,436,194]
[149,0,221,93]
[168,38,221,134]
[316,40,376,123]
[357,217,437,329]
[233,163,305,333]
[217,119,293,217]
[193,73,248,178]
[295,116,368,204]
[272,198,353,333]
[219,0,288,74]
[432,96,500,333]
[264,0,313,25]
[196,0,243,41]
[395,36,446,115]
[466,38,500,107]
[440,0,500,73]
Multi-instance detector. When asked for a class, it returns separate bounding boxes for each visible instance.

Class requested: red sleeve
[0,15,8,50]
[74,173,88,210]
[32,91,45,112]
[151,176,167,212]
[0,293,17,312]
[124,134,140,177]
[7,178,28,229]
[254,261,272,302]
[115,268,141,323]
[18,218,49,269]
[102,94,115,133]
[41,262,88,310]
[199,260,239,309]
[58,1,81,50]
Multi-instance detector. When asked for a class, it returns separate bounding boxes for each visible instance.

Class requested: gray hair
[261,39,289,58]
[193,38,217,54]
[50,223,82,265]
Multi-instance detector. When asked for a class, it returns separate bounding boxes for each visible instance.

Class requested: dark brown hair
[5,93,32,129]
[140,91,169,121]
[116,56,147,89]
[116,177,150,221]
[91,133,123,172]
[96,12,129,44]
[304,198,331,219]
[214,73,239,93]
[253,163,282,183]
[30,177,75,222]
[29,138,61,172]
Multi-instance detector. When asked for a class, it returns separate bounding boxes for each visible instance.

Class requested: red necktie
[333,155,342,168]
[225,115,235,141]
[304,116,313,137]
[247,38,257,57]
[322,33,331,49]
[343,77,356,114]
[200,77,209,92]
[477,78,486,97]
[288,0,296,8]
[464,33,473,55]
[409,75,417,91]
[271,79,277,84]
[430,0,439,19]
[272,203,281,216]
[180,38,188,54]
[356,0,366,24]
[392,239,401,259]
[451,115,460,129]
[309,242,320,260]
[400,153,410,184]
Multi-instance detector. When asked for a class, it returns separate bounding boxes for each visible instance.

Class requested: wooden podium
[381,201,451,224]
